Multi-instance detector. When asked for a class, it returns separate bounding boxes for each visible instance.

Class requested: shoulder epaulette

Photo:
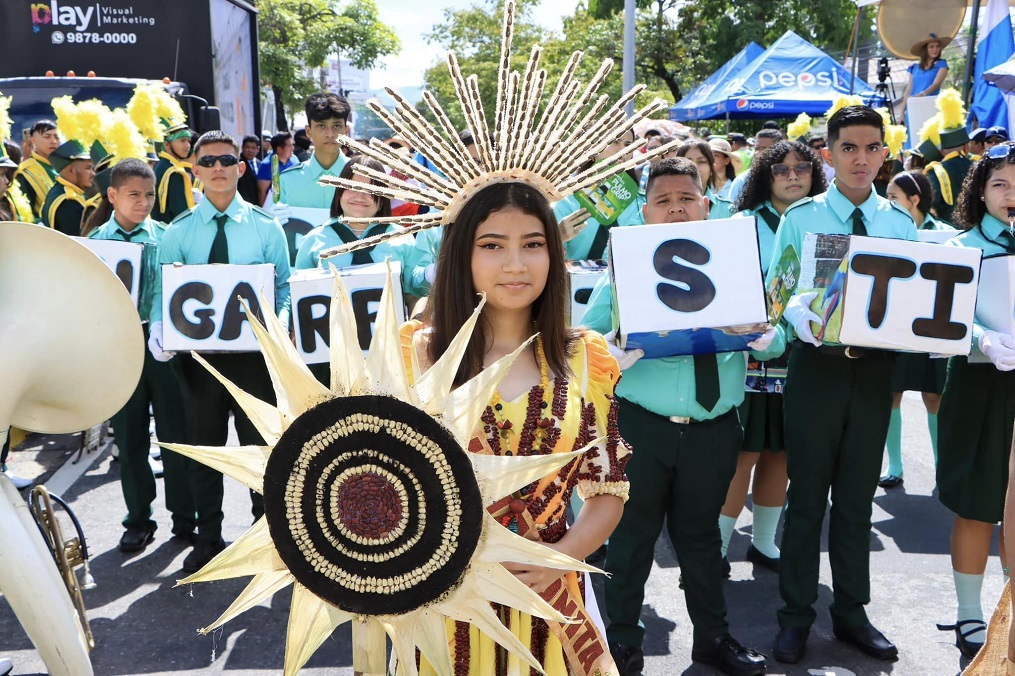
[783,196,814,214]
[886,200,913,218]
[250,204,276,220]
[280,162,303,175]
[170,208,195,224]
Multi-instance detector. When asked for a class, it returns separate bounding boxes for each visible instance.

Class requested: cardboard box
[74,237,144,308]
[800,236,981,355]
[289,262,405,364]
[567,260,608,326]
[161,263,275,353]
[609,217,768,357]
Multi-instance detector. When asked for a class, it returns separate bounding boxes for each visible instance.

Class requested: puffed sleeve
[576,331,632,502]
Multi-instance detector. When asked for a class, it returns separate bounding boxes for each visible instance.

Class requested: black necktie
[1002,229,1015,253]
[119,228,143,242]
[693,353,721,413]
[209,213,230,264]
[330,222,386,265]
[851,207,867,236]
[757,206,781,234]
[587,223,611,260]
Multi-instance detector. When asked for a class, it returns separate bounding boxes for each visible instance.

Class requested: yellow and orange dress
[401,322,631,676]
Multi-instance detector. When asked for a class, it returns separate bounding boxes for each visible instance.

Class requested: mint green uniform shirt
[765,180,918,341]
[152,193,291,324]
[554,193,646,260]
[278,152,349,209]
[88,215,165,322]
[406,224,443,296]
[294,218,421,295]
[948,213,1012,347]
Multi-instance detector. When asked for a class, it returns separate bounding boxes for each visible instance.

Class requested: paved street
[0,391,1004,675]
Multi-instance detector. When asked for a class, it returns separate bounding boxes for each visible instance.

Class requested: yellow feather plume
[825,94,864,118]
[919,113,942,146]
[936,87,965,129]
[8,182,33,222]
[74,99,112,149]
[787,112,811,140]
[0,91,12,142]
[127,83,162,142]
[885,124,908,156]
[874,108,892,128]
[106,108,147,162]
[52,95,81,144]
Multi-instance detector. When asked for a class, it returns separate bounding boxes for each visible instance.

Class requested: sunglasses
[985,142,1015,162]
[196,154,239,168]
[771,161,812,178]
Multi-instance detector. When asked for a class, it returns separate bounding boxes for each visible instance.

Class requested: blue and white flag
[972,0,1014,129]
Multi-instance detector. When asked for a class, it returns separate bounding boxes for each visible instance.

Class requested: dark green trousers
[605,399,742,645]
[173,352,275,542]
[111,325,195,535]
[778,345,895,630]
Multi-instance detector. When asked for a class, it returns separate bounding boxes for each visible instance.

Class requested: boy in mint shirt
[87,158,196,554]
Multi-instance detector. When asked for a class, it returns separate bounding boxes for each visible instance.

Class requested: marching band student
[767,105,916,665]
[147,130,291,573]
[720,140,826,572]
[676,140,735,219]
[0,146,33,223]
[14,120,61,219]
[879,170,955,489]
[41,140,97,235]
[88,158,196,552]
[935,142,1015,658]
[584,157,778,676]
[151,122,196,223]
[402,180,629,675]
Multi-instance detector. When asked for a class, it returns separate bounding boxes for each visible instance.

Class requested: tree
[257,0,399,130]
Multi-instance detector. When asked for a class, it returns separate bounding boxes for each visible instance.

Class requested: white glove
[424,263,437,284]
[783,292,822,347]
[747,325,778,352]
[559,208,592,243]
[271,201,291,225]
[978,330,1015,371]
[147,321,173,362]
[604,330,644,371]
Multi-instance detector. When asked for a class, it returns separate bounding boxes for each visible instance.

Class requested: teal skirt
[937,357,1015,523]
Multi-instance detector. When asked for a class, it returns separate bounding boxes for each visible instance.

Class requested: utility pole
[624,0,636,116]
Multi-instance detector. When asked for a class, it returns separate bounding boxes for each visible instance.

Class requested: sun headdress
[317,0,679,259]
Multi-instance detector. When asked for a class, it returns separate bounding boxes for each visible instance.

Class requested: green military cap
[93,166,113,195]
[939,125,969,149]
[161,118,191,142]
[91,140,114,172]
[916,138,943,164]
[50,139,91,172]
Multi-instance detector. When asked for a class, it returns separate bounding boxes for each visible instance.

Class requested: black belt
[792,340,889,360]
[620,398,737,426]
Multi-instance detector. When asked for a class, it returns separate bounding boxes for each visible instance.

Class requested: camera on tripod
[877,57,890,84]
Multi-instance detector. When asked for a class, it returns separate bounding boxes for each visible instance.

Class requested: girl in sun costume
[401,181,631,675]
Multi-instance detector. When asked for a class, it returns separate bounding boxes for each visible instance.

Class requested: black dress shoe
[746,545,780,572]
[878,474,904,489]
[937,619,986,658]
[119,525,155,553]
[833,622,898,660]
[182,537,226,573]
[773,626,808,663]
[172,530,198,546]
[691,633,766,676]
[608,642,644,676]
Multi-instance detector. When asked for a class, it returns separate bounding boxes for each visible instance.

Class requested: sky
[371,0,583,90]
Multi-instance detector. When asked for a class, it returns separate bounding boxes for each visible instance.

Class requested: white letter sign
[567,260,608,325]
[161,264,276,353]
[609,217,768,357]
[289,262,405,364]
[74,237,143,308]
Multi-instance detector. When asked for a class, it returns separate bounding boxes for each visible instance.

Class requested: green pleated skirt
[739,391,785,452]
[891,352,947,394]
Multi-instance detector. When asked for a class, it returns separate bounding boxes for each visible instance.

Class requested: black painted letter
[220,283,262,341]
[653,239,716,312]
[296,295,331,352]
[169,282,215,339]
[351,288,382,350]
[849,254,916,329]
[912,262,975,340]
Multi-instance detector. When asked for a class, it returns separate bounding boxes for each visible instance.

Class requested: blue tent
[672,31,878,120]
[669,43,764,122]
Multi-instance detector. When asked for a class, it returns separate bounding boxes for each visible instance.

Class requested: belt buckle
[669,415,692,425]
[844,346,859,359]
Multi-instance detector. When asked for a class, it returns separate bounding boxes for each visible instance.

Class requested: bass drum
[877,0,966,60]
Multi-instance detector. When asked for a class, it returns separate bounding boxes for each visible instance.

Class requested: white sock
[719,514,737,558]
[751,504,783,559]
[954,570,986,643]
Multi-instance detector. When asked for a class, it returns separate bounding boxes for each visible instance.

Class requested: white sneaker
[0,465,32,489]
[0,657,13,676]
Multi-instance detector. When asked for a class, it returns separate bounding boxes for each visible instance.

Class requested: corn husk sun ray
[166,263,598,674]
[318,0,680,260]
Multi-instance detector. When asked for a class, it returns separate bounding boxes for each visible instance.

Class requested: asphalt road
[0,392,1003,675]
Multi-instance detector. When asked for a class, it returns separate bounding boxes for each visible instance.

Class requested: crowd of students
[2,86,1013,675]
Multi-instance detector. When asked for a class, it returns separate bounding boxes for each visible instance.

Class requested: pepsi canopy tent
[669,42,764,122]
[672,30,878,120]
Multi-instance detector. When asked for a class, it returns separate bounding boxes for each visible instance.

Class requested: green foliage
[258,0,399,130]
